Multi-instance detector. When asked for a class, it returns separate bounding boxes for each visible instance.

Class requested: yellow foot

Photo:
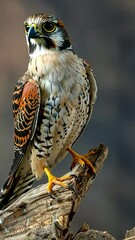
[44,167,72,194]
[66,147,95,174]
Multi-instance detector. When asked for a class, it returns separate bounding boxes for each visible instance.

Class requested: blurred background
[0,0,135,239]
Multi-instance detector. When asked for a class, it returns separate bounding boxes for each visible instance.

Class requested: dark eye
[43,21,56,32]
[24,22,29,33]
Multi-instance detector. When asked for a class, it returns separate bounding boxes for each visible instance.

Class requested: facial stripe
[25,14,72,56]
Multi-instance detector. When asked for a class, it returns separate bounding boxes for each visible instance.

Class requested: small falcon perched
[0,13,97,210]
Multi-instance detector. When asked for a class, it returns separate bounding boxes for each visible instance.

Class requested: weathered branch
[0,144,109,239]
[124,227,135,240]
[0,144,134,239]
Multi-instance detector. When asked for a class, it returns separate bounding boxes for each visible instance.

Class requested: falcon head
[24,13,72,57]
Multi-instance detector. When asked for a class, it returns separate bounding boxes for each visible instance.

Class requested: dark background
[0,1,135,239]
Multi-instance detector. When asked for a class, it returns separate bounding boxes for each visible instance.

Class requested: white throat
[27,38,51,58]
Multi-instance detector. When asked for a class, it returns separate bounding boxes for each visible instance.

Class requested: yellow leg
[66,147,95,173]
[44,167,71,193]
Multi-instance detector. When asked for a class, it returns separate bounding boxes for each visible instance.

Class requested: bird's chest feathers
[28,51,84,105]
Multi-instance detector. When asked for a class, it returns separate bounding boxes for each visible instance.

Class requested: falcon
[0,13,97,210]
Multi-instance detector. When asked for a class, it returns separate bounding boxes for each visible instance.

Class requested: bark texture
[0,144,132,240]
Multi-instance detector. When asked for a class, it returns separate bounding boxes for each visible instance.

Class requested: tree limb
[0,144,109,239]
[124,227,135,240]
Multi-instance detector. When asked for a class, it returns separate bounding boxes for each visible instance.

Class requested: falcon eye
[24,23,29,33]
[42,21,56,33]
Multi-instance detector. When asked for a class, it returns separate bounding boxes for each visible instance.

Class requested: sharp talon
[49,192,56,199]
[70,162,76,170]
[70,164,74,170]
[71,174,81,183]
[92,172,96,179]
[87,168,96,179]
[70,174,77,179]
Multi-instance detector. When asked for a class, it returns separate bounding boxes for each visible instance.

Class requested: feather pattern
[0,73,40,209]
[0,13,97,210]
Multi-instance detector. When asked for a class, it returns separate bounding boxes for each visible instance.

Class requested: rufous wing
[0,74,40,209]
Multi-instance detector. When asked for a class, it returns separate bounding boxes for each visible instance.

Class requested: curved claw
[70,174,82,183]
[49,191,56,199]
[92,172,96,179]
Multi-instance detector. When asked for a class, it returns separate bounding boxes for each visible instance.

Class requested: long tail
[0,167,34,210]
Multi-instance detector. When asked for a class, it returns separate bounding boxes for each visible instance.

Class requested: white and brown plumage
[0,13,97,209]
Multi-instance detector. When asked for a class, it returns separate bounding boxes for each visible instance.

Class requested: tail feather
[0,169,34,210]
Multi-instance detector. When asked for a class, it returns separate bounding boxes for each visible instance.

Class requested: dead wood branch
[0,144,109,239]
[124,227,135,240]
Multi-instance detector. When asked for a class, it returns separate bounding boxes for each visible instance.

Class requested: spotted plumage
[0,13,97,209]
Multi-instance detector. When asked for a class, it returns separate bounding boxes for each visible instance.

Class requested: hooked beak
[28,26,41,42]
